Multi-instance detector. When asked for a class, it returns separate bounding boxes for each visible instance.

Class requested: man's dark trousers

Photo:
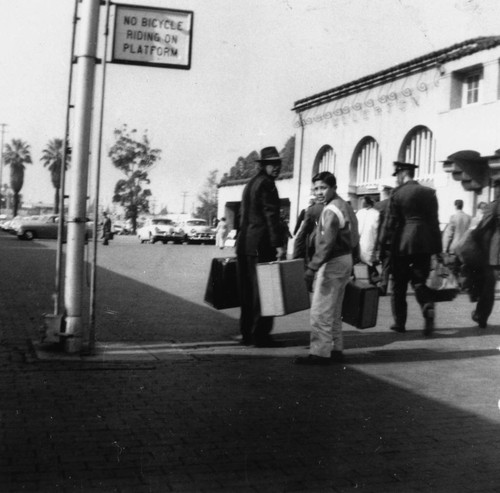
[237,250,275,345]
[391,253,433,327]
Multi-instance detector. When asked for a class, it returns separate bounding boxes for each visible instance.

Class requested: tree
[108,125,161,232]
[40,138,70,213]
[196,169,218,225]
[3,139,32,216]
[280,136,295,174]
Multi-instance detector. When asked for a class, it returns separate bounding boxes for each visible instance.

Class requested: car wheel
[22,230,35,241]
[149,234,156,244]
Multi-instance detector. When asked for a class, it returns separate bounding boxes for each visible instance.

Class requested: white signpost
[112,4,193,69]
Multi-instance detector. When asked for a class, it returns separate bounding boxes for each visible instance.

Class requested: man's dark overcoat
[236,171,282,257]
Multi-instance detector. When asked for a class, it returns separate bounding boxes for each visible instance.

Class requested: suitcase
[341,280,379,329]
[256,259,311,316]
[204,257,240,309]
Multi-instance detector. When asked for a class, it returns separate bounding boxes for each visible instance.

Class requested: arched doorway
[398,125,436,178]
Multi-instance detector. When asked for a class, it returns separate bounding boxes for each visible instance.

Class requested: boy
[295,171,357,365]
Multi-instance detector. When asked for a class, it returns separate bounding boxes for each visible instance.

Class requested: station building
[218,36,500,242]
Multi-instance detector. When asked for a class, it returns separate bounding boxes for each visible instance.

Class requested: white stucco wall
[217,43,500,251]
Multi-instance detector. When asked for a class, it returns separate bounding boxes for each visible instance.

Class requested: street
[1,231,500,492]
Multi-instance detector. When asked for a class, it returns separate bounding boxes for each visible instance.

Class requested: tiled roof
[293,36,500,112]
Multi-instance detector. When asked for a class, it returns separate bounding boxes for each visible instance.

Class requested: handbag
[426,260,459,302]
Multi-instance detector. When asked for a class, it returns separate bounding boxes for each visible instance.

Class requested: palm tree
[3,139,32,216]
[40,138,69,213]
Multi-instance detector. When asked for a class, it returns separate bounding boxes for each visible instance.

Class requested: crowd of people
[234,145,500,365]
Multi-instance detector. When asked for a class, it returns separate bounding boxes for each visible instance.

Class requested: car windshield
[152,219,173,225]
[187,220,206,226]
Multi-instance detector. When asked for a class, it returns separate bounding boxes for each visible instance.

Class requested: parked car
[137,217,183,244]
[113,220,132,235]
[16,214,93,240]
[175,218,216,244]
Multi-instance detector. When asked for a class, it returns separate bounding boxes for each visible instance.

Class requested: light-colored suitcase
[256,259,310,316]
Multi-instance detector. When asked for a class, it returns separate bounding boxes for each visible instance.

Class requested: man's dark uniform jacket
[381,180,442,256]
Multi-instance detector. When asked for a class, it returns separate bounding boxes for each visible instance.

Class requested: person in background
[295,171,356,366]
[235,146,285,347]
[471,201,487,229]
[375,183,394,295]
[215,217,228,249]
[468,180,500,328]
[443,199,471,281]
[102,212,112,246]
[380,161,442,336]
[293,195,316,235]
[356,195,380,286]
[279,212,292,255]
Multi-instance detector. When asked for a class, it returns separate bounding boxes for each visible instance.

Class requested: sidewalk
[1,233,500,492]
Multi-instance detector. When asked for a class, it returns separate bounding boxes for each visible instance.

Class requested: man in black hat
[236,146,285,347]
[380,161,442,336]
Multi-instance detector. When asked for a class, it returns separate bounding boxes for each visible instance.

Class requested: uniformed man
[380,161,442,336]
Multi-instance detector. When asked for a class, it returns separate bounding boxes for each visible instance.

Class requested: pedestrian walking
[235,146,285,347]
[375,182,394,295]
[380,161,442,336]
[356,195,380,285]
[466,180,500,328]
[295,171,357,365]
[215,217,228,249]
[443,199,471,281]
[102,212,112,246]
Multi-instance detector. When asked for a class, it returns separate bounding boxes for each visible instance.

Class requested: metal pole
[89,0,111,354]
[0,123,7,215]
[63,0,101,353]
[55,0,79,316]
[295,113,305,226]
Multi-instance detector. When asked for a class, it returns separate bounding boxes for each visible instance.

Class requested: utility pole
[181,191,188,214]
[0,123,7,215]
[63,0,101,353]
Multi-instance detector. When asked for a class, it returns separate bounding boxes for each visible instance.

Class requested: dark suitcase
[342,281,379,329]
[204,257,240,309]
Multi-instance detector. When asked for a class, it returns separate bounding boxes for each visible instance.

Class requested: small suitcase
[256,259,310,316]
[342,280,379,329]
[204,257,240,309]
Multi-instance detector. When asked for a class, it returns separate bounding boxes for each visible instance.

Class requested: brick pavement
[1,233,500,492]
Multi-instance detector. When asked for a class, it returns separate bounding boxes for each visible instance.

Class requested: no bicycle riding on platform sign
[112,4,193,69]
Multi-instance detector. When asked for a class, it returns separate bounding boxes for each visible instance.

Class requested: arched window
[352,137,381,186]
[399,126,436,177]
[312,145,335,176]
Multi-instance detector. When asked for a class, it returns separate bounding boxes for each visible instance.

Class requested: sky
[0,0,500,215]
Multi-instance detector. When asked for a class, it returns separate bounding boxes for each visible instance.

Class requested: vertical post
[55,0,79,316]
[0,123,7,215]
[63,0,101,353]
[295,113,305,226]
[89,0,111,354]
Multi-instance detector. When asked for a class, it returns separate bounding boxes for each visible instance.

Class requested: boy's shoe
[390,325,406,333]
[294,354,331,366]
[330,350,345,363]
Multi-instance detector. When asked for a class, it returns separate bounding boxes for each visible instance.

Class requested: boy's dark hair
[454,199,464,209]
[312,171,337,188]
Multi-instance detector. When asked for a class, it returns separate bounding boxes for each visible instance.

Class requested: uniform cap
[392,161,418,176]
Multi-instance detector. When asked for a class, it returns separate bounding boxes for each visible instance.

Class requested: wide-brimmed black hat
[392,161,418,176]
[256,146,282,163]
